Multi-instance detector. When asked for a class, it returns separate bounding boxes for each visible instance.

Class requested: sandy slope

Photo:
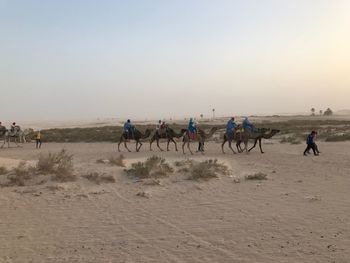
[0,141,350,263]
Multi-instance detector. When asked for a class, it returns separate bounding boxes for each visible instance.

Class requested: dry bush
[245,172,268,180]
[6,162,35,186]
[174,159,193,167]
[0,166,8,175]
[187,159,229,180]
[82,172,115,184]
[37,149,75,182]
[125,156,173,179]
[108,154,125,167]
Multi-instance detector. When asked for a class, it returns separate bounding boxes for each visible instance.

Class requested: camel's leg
[169,138,178,151]
[259,138,264,154]
[248,138,258,152]
[243,141,248,153]
[236,141,241,153]
[118,138,124,152]
[124,141,131,152]
[228,140,236,154]
[172,139,178,151]
[167,139,170,151]
[156,139,163,151]
[187,141,193,155]
[137,141,142,152]
[150,138,154,151]
[221,138,227,154]
[16,137,21,147]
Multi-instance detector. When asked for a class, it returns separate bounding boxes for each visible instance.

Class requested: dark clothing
[306,134,314,145]
[36,139,42,149]
[304,133,318,155]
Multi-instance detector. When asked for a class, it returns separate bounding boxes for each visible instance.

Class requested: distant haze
[1,0,350,121]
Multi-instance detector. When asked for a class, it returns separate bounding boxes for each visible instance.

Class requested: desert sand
[0,140,350,262]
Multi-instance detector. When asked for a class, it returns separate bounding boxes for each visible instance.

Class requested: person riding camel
[123,119,134,139]
[10,122,17,133]
[242,117,255,132]
[226,117,237,137]
[187,118,197,140]
[0,122,6,134]
[156,120,164,136]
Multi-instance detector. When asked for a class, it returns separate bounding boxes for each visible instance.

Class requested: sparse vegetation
[108,154,125,167]
[187,159,229,180]
[125,156,173,179]
[37,149,75,182]
[6,162,35,186]
[82,172,115,184]
[0,166,8,175]
[245,172,268,180]
[325,133,350,142]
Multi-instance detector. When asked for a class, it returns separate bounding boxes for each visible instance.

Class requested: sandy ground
[0,140,350,263]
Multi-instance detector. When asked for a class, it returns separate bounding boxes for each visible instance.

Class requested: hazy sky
[1,0,349,121]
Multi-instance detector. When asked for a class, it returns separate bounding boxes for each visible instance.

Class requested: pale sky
[1,0,349,121]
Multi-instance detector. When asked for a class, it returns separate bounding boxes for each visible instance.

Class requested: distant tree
[311,108,315,116]
[319,110,323,116]
[324,108,333,116]
[200,114,204,119]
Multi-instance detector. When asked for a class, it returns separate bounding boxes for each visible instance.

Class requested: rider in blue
[187,118,197,134]
[242,117,254,132]
[123,119,134,138]
[226,117,237,137]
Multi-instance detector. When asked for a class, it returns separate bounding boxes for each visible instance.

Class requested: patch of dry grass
[125,156,173,179]
[37,149,75,182]
[108,154,125,167]
[6,162,36,187]
[187,159,229,180]
[82,172,115,184]
[0,166,8,175]
[245,172,268,180]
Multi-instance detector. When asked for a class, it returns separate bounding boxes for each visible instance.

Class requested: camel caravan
[118,117,280,154]
[0,122,30,148]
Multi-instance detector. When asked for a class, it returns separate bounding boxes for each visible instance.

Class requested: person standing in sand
[35,130,42,149]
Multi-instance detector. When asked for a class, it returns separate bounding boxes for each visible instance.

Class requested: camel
[221,125,243,154]
[182,127,218,155]
[149,127,184,151]
[235,128,270,153]
[0,126,22,148]
[247,129,280,153]
[118,128,151,152]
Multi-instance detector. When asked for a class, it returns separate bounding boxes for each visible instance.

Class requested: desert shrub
[7,162,34,186]
[188,159,229,180]
[83,172,115,184]
[325,133,350,142]
[245,172,268,180]
[37,149,75,182]
[174,159,193,167]
[125,156,173,179]
[108,154,125,167]
[0,166,8,175]
[37,152,57,174]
